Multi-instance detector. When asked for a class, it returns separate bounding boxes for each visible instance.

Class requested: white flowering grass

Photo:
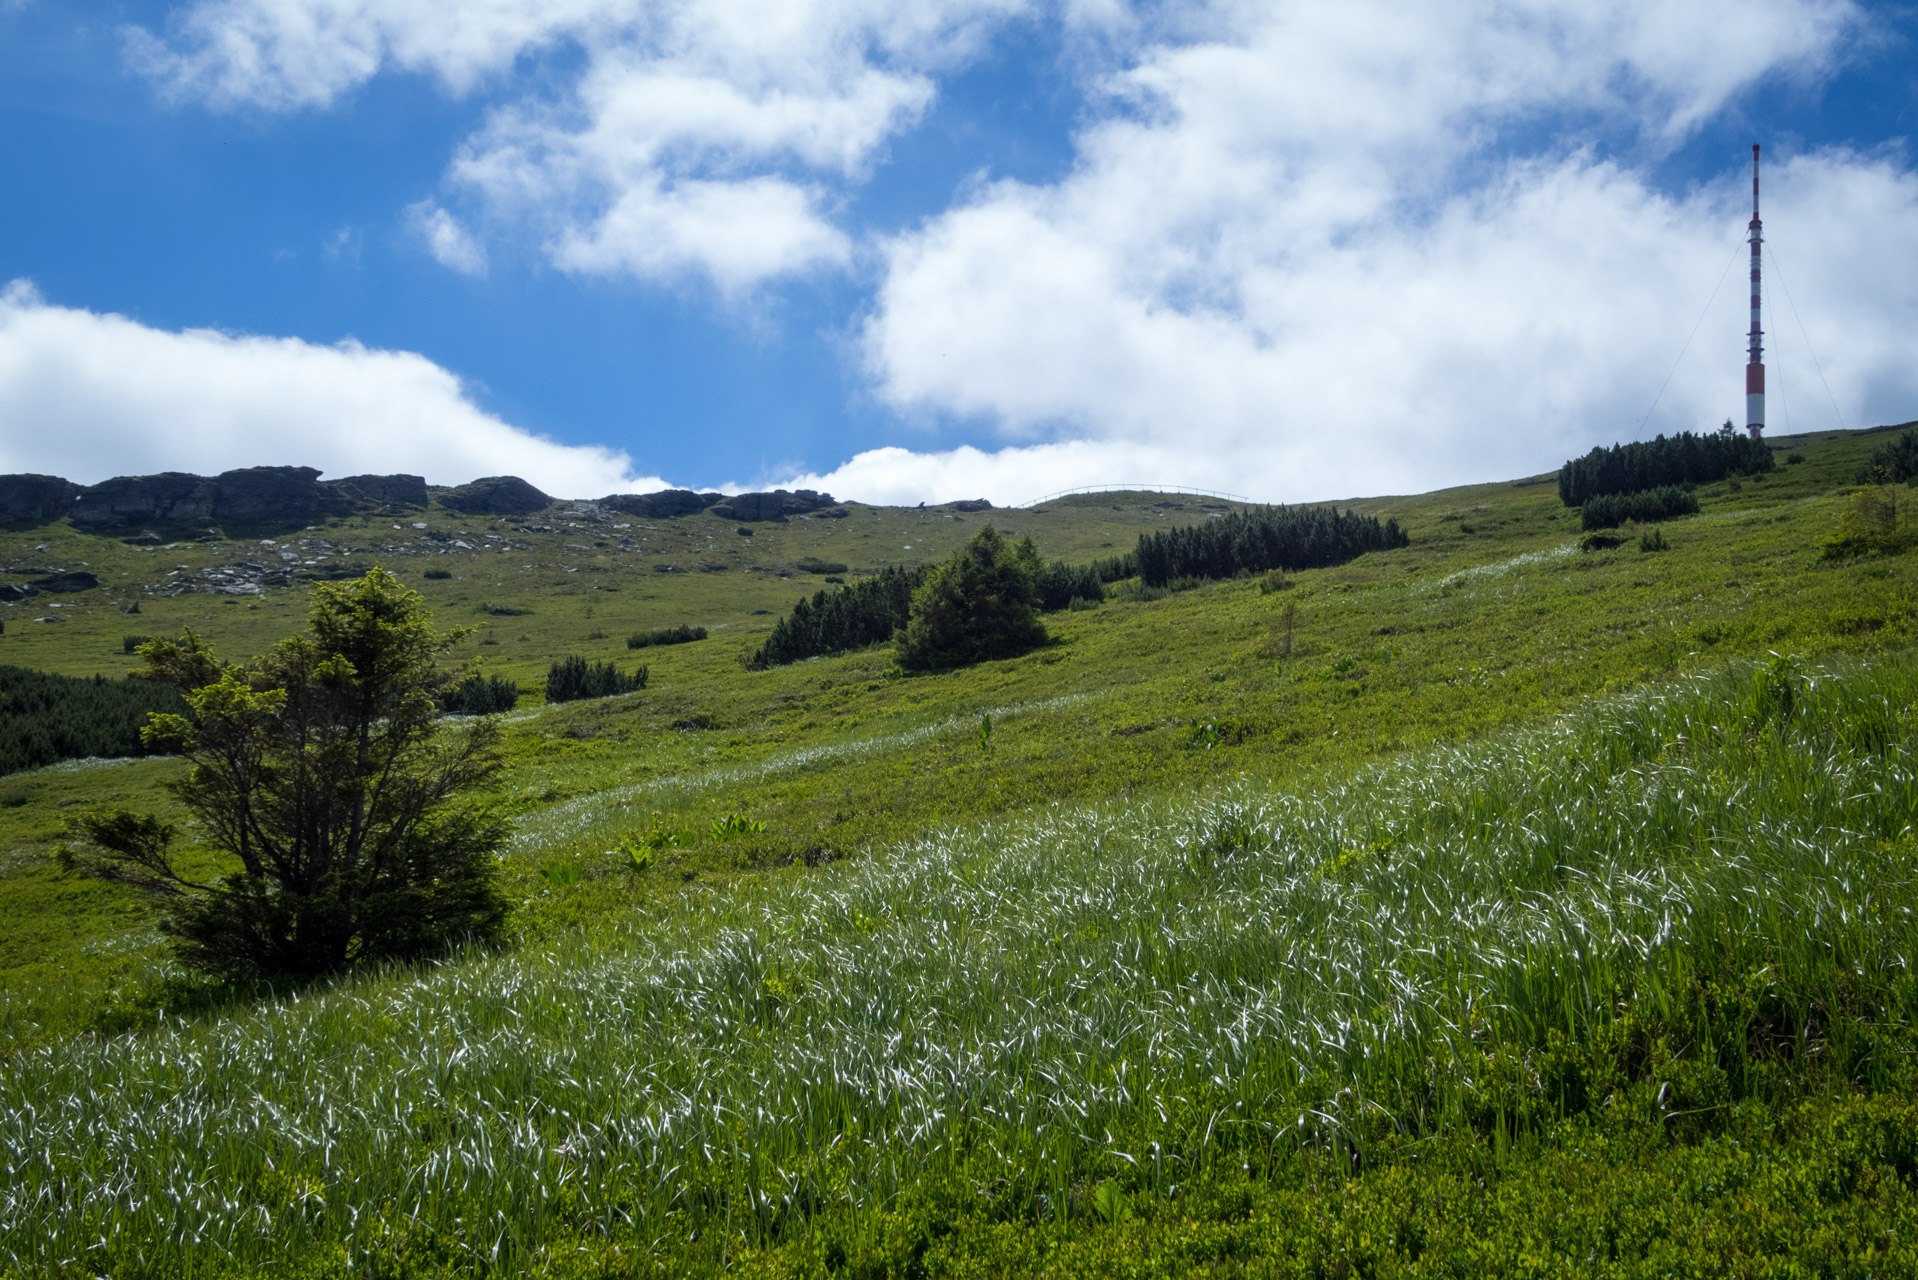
[1,656,1913,1275]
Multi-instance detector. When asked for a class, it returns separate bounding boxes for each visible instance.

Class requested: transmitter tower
[1745,144,1765,438]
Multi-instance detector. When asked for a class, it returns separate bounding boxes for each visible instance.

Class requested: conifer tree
[63,569,509,980]
[896,526,1048,670]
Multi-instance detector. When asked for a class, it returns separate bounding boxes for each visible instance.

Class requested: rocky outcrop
[328,473,428,508]
[70,472,218,530]
[440,476,552,515]
[213,466,329,525]
[710,489,837,522]
[30,571,98,593]
[0,475,80,524]
[600,489,725,519]
[0,570,100,601]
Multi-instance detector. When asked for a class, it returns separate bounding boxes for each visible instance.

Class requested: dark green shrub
[545,657,648,702]
[1639,527,1671,553]
[122,634,152,654]
[60,570,510,980]
[1134,505,1407,587]
[0,665,186,775]
[796,558,847,575]
[1786,451,1806,465]
[438,674,520,715]
[423,568,452,580]
[1559,425,1772,506]
[1035,559,1104,610]
[1580,485,1699,530]
[1858,429,1918,484]
[751,565,927,669]
[627,624,707,649]
[896,527,1047,671]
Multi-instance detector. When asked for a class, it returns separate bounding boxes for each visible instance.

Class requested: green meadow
[2,425,1917,1276]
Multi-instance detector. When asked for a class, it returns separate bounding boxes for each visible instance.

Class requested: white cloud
[846,0,1918,503]
[115,0,1918,505]
[129,0,1027,289]
[0,281,660,496]
[406,201,488,275]
[779,440,1206,507]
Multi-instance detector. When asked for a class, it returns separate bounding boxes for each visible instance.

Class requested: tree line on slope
[750,504,1408,670]
[1558,424,1773,508]
[0,666,185,775]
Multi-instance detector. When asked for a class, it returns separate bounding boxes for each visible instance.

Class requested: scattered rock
[441,476,551,515]
[0,474,80,524]
[200,563,290,595]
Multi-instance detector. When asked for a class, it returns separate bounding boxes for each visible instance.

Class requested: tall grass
[2,655,1915,1273]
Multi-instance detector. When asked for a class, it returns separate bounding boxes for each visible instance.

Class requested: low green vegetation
[0,666,184,776]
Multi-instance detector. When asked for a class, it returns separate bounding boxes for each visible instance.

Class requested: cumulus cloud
[0,281,658,496]
[117,0,1918,505]
[406,200,488,275]
[851,0,1918,503]
[129,0,1025,289]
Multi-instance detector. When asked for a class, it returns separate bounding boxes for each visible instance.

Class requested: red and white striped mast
[1745,143,1765,438]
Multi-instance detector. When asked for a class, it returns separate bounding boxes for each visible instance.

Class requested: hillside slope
[1,424,1916,1274]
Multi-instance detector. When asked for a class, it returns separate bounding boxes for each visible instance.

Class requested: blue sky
[2,0,1916,503]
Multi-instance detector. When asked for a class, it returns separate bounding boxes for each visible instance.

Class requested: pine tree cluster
[1133,505,1408,587]
[437,674,521,715]
[0,665,185,775]
[749,566,927,670]
[1035,561,1106,611]
[626,624,708,650]
[1559,428,1772,507]
[544,657,648,703]
[1579,485,1701,530]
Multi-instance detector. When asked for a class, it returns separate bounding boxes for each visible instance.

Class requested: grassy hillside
[1,424,1915,1275]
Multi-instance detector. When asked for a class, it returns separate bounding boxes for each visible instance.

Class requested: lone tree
[896,526,1048,670]
[63,568,509,980]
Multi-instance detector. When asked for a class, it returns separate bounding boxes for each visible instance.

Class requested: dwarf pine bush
[545,657,648,702]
